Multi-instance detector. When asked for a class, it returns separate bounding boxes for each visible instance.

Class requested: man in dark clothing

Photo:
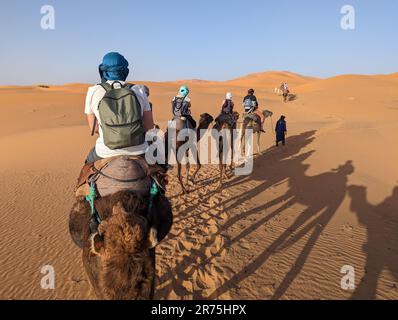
[215,92,235,128]
[275,115,287,146]
[242,89,265,132]
[243,88,258,113]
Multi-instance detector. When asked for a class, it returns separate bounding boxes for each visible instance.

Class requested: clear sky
[1,0,397,85]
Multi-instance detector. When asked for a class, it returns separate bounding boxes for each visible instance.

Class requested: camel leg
[177,162,187,194]
[149,248,156,300]
[241,128,246,157]
[185,151,190,186]
[219,148,224,186]
[192,158,201,183]
[257,133,261,154]
[228,130,234,177]
[219,163,224,186]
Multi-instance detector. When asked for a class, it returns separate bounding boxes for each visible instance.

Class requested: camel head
[232,111,240,121]
[88,197,155,300]
[199,113,214,129]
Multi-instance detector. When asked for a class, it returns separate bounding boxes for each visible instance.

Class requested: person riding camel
[215,92,235,128]
[84,52,154,164]
[281,82,290,102]
[171,86,196,129]
[78,52,170,247]
[242,89,265,133]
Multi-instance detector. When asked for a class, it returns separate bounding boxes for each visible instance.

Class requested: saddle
[75,155,166,198]
[214,114,234,131]
[243,112,260,123]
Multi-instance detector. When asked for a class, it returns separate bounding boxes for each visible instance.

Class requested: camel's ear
[90,232,104,256]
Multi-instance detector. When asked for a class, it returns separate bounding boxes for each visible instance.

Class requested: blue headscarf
[98,52,129,83]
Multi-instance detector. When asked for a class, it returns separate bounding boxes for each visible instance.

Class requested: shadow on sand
[157,130,398,299]
[348,185,398,299]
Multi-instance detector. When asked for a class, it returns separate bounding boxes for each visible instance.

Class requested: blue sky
[1,0,397,84]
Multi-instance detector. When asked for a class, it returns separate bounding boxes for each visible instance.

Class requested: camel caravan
[69,52,285,300]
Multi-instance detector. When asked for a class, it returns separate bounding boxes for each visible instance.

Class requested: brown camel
[213,112,239,185]
[165,113,213,194]
[69,189,172,300]
[240,110,273,155]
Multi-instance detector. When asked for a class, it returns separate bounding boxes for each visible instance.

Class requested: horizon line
[1,70,397,87]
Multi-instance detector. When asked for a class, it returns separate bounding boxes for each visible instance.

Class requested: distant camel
[165,113,213,194]
[69,185,172,299]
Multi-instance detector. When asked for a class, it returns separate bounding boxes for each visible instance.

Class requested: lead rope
[85,180,101,224]
[148,180,160,209]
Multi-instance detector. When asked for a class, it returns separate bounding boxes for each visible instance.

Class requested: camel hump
[95,156,152,197]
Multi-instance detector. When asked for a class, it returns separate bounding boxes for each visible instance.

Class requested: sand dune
[0,72,397,299]
[226,71,317,87]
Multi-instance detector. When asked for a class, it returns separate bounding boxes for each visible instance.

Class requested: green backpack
[98,81,145,150]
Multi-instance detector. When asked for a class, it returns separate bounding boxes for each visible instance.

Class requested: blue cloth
[98,52,129,83]
[275,119,287,142]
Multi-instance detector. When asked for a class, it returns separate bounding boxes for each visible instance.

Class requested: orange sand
[0,71,397,299]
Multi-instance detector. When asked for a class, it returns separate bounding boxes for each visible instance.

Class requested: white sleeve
[132,85,151,112]
[84,86,97,114]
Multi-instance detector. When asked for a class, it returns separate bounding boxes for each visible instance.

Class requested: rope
[85,181,101,224]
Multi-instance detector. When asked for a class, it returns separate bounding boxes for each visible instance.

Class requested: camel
[69,177,172,300]
[240,110,273,155]
[213,112,240,185]
[165,113,213,194]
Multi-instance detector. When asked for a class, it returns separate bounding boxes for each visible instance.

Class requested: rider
[282,82,289,92]
[171,86,196,128]
[242,89,265,133]
[281,82,290,102]
[84,52,154,164]
[215,92,235,127]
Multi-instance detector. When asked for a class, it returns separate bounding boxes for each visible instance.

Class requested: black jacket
[243,94,259,108]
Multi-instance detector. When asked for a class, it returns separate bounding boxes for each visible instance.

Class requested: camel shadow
[206,152,355,299]
[347,185,398,299]
[156,131,324,298]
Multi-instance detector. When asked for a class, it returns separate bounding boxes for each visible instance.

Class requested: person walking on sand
[275,115,287,146]
[171,86,196,128]
[84,52,154,164]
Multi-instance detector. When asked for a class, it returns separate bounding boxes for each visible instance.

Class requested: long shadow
[347,185,398,299]
[156,131,319,298]
[206,156,355,299]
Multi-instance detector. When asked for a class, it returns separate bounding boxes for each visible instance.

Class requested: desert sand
[0,71,397,299]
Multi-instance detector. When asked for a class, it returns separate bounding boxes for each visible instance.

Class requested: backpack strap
[123,83,135,90]
[99,82,112,92]
[173,96,186,111]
